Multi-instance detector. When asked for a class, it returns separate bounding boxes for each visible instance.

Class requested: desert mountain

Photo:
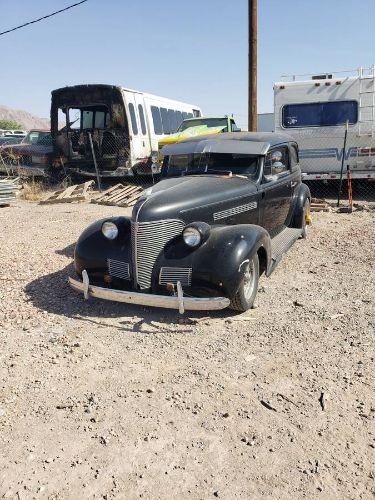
[0,104,49,130]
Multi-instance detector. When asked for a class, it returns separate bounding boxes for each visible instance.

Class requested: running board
[268,227,302,275]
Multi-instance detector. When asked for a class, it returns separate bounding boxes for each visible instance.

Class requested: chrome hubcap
[243,261,255,300]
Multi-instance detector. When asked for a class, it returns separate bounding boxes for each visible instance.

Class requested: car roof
[161,132,294,156]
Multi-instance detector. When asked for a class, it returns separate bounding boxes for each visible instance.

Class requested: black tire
[230,253,259,312]
[301,199,311,239]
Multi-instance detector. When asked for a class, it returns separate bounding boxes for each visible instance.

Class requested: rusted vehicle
[51,84,201,178]
[0,129,53,176]
[69,132,311,313]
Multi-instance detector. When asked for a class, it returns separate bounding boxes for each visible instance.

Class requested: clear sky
[1,0,375,129]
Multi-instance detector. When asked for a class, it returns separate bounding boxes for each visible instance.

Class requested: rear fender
[289,183,311,229]
[154,224,271,297]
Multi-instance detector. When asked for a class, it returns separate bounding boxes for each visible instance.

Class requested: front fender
[289,183,311,229]
[153,224,271,297]
[74,216,131,276]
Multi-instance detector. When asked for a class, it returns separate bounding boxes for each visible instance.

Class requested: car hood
[0,143,53,155]
[133,175,258,224]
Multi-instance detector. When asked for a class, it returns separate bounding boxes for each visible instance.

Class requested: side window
[138,104,147,135]
[151,106,163,135]
[160,107,170,134]
[290,145,299,166]
[128,103,138,135]
[176,111,183,129]
[264,146,290,179]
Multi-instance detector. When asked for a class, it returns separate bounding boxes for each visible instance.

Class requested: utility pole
[248,0,257,131]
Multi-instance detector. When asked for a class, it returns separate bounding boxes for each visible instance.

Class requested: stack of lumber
[0,177,20,206]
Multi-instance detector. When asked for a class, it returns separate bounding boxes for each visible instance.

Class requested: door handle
[291,181,297,188]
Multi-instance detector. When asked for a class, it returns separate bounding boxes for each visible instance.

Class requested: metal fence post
[88,132,102,192]
[337,120,349,207]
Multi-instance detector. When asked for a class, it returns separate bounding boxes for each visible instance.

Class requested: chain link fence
[295,128,375,208]
[1,128,374,209]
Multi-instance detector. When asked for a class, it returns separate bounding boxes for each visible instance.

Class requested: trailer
[273,67,375,181]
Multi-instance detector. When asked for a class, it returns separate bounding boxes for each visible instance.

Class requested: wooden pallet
[39,181,94,205]
[91,183,143,207]
[310,197,330,212]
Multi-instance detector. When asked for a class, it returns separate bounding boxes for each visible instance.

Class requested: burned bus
[51,84,201,177]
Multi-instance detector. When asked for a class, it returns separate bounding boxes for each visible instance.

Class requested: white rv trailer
[274,67,375,181]
[51,84,202,176]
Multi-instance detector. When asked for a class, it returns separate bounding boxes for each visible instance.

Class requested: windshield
[23,131,52,146]
[162,152,259,178]
[178,118,228,132]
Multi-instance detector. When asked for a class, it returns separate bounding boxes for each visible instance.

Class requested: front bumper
[69,274,230,312]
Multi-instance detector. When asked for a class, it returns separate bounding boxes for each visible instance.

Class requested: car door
[259,145,293,236]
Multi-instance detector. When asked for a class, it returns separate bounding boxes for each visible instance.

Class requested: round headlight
[183,226,201,247]
[102,221,118,240]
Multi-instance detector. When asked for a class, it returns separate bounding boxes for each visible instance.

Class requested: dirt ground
[0,201,374,500]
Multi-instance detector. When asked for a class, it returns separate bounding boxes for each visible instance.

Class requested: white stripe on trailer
[302,172,375,180]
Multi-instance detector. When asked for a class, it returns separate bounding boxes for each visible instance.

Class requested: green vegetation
[0,119,23,129]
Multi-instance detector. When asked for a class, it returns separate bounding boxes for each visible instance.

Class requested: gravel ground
[0,201,374,500]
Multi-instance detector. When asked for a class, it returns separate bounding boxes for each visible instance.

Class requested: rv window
[282,101,358,128]
[138,104,147,135]
[193,109,201,117]
[128,103,138,135]
[151,106,163,135]
[160,108,170,134]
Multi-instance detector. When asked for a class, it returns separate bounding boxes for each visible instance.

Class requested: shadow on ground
[25,263,230,332]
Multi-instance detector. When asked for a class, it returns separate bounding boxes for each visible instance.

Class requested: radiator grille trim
[107,259,131,280]
[132,219,185,289]
[159,267,192,287]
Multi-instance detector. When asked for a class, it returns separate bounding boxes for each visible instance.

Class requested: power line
[0,0,88,37]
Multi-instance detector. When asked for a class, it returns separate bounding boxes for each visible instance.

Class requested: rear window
[282,101,358,128]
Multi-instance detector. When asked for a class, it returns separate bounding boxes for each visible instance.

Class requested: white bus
[51,84,201,177]
[273,67,375,181]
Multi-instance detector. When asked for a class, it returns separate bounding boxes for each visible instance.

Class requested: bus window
[138,104,147,135]
[160,107,170,134]
[128,103,138,135]
[151,106,163,135]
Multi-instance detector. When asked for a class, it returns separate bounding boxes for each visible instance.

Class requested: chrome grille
[132,219,185,289]
[159,267,192,287]
[107,259,131,280]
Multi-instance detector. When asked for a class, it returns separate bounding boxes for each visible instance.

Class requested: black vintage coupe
[69,132,311,313]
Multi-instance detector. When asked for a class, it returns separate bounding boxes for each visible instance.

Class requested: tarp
[158,125,226,147]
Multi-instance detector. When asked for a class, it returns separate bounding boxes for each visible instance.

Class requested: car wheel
[230,254,259,312]
[301,199,311,239]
